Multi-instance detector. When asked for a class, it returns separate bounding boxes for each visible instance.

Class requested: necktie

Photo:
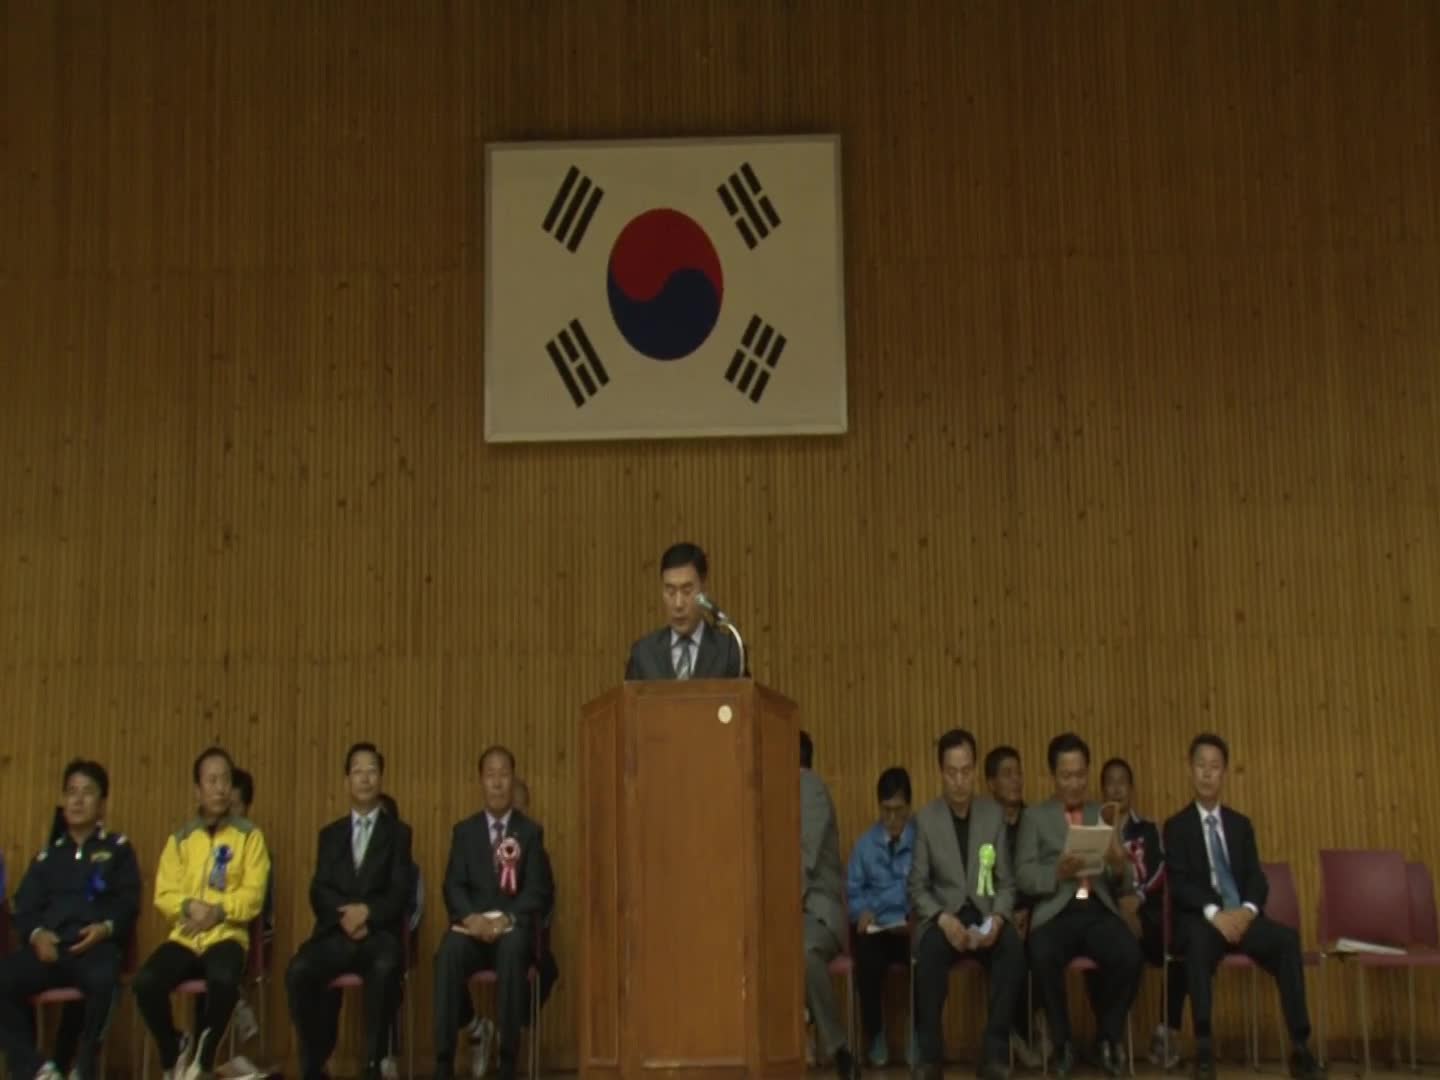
[353,815,372,869]
[492,819,505,850]
[1205,813,1242,909]
[674,635,693,679]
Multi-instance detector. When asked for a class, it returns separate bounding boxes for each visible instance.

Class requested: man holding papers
[908,730,1025,1080]
[846,767,916,1067]
[1017,733,1141,1079]
[1163,734,1324,1080]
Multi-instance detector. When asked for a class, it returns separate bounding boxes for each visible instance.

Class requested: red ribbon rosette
[496,836,522,895]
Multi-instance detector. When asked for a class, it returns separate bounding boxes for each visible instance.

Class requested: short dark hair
[232,767,255,809]
[799,730,814,769]
[1047,733,1091,772]
[346,742,385,774]
[478,745,516,773]
[983,745,1020,780]
[1101,757,1134,785]
[936,728,978,767]
[192,746,235,785]
[876,766,912,804]
[377,792,400,818]
[62,759,110,799]
[1188,733,1230,766]
[660,542,708,579]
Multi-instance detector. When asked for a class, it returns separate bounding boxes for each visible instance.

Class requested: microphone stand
[717,618,746,677]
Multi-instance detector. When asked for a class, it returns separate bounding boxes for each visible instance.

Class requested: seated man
[464,777,559,1079]
[433,746,552,1080]
[193,767,273,1065]
[1164,734,1324,1080]
[134,747,272,1080]
[287,743,413,1080]
[846,766,915,1068]
[1098,757,1185,1068]
[0,760,140,1080]
[1017,733,1140,1079]
[801,731,858,1080]
[909,730,1025,1080]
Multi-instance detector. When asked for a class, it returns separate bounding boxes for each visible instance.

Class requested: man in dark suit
[1017,733,1141,1079]
[908,730,1026,1080]
[1163,734,1323,1080]
[624,542,745,680]
[434,746,552,1080]
[286,743,413,1080]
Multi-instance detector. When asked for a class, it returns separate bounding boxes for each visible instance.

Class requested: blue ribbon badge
[85,866,108,902]
[209,844,234,890]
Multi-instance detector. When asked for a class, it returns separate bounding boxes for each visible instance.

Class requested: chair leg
[1407,968,1416,1073]
[1358,965,1371,1079]
[406,974,415,1080]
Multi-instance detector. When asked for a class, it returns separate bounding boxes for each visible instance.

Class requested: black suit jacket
[442,809,552,930]
[624,623,746,680]
[1163,804,1268,928]
[308,810,414,938]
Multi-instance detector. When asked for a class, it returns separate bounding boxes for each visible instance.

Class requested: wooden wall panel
[2,0,1438,1070]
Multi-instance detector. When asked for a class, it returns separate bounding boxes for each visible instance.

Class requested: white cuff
[1203,904,1219,923]
[29,928,45,943]
[1243,902,1259,916]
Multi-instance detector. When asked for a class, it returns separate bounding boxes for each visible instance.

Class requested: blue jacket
[846,819,915,926]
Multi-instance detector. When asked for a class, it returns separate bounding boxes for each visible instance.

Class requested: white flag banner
[484,135,847,443]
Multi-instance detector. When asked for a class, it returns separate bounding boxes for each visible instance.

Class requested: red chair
[1316,849,1411,1077]
[140,918,271,1078]
[326,919,417,1080]
[464,923,544,1079]
[1394,862,1440,1071]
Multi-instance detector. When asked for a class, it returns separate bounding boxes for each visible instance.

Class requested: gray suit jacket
[1015,797,1134,930]
[624,623,746,680]
[801,768,846,937]
[907,796,1015,945]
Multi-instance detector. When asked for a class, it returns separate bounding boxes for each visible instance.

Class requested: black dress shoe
[834,1048,860,1080]
[1289,1048,1325,1080]
[1192,1049,1216,1080]
[1053,1043,1076,1080]
[1100,1041,1127,1078]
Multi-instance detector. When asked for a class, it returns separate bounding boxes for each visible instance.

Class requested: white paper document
[864,920,908,935]
[1334,937,1405,956]
[1062,823,1115,875]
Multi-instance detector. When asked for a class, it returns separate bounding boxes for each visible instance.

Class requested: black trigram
[545,319,609,407]
[724,315,786,403]
[717,163,781,249]
[541,166,604,252]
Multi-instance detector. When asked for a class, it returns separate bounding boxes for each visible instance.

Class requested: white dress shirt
[1194,802,1259,923]
[670,621,704,676]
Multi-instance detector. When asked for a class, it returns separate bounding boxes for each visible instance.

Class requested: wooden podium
[578,679,805,1080]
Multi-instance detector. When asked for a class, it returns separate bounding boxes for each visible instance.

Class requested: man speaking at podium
[625,542,746,680]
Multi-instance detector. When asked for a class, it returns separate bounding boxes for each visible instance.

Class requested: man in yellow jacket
[134,747,272,1080]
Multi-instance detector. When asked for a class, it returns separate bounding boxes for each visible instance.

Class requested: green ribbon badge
[978,843,997,897]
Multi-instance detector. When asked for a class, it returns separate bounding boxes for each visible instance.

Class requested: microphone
[695,593,732,625]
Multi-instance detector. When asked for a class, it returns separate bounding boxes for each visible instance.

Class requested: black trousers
[1181,914,1311,1046]
[134,940,248,1070]
[1082,909,1187,1031]
[914,921,1026,1066]
[287,930,404,1078]
[0,943,122,1080]
[1029,900,1142,1048]
[854,928,910,1044]
[433,929,533,1078]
